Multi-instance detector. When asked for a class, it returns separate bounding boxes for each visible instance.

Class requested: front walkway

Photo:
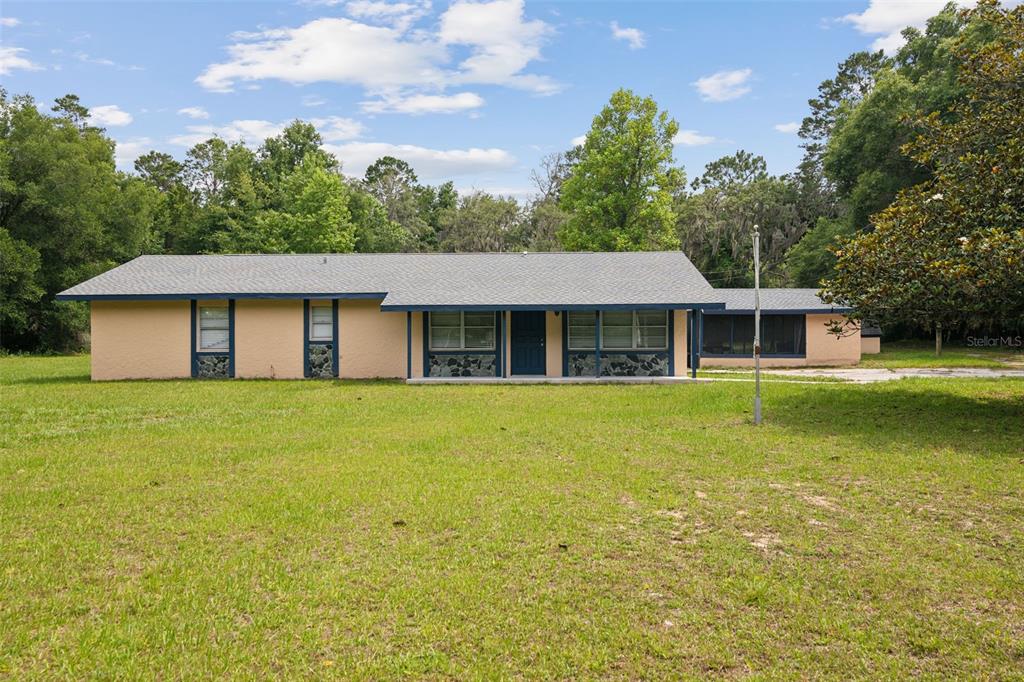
[745,367,1024,383]
[407,376,706,384]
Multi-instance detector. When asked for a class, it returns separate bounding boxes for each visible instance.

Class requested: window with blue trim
[197,304,230,351]
[702,314,805,356]
[567,310,668,350]
[429,311,495,350]
[309,304,333,341]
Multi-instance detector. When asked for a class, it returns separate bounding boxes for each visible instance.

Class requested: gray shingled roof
[713,288,850,313]
[57,252,725,310]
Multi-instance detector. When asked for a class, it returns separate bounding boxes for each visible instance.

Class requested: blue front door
[510,311,546,375]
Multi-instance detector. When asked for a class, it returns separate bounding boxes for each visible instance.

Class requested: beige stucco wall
[806,314,861,365]
[234,299,304,379]
[545,311,562,377]
[410,311,424,378]
[673,310,687,377]
[338,299,407,378]
[90,300,191,380]
[861,336,880,354]
[701,314,862,368]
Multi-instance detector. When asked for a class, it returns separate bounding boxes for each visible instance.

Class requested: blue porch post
[689,309,698,379]
[227,299,235,378]
[594,311,601,377]
[667,309,675,376]
[406,311,412,379]
[303,299,310,378]
[331,299,339,378]
[190,299,197,378]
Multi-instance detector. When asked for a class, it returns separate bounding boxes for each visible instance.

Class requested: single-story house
[56,252,861,381]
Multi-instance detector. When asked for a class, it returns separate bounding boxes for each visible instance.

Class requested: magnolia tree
[821,0,1024,354]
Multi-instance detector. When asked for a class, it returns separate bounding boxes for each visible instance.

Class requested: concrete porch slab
[406,376,709,385]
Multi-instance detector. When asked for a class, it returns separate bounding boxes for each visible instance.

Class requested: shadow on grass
[7,373,92,386]
[770,382,1024,457]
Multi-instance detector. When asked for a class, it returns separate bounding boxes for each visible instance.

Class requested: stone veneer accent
[196,353,231,379]
[600,352,669,377]
[567,352,597,377]
[307,343,334,378]
[429,353,496,377]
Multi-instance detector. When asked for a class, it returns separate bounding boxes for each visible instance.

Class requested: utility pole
[753,226,762,426]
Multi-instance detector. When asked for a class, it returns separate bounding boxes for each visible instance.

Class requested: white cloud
[114,137,153,169]
[178,106,210,120]
[325,141,515,179]
[75,51,144,71]
[610,21,645,49]
[0,46,40,75]
[302,94,327,107]
[197,0,558,102]
[169,116,365,148]
[570,134,586,146]
[841,0,954,52]
[837,0,1020,53]
[89,104,133,127]
[774,121,800,134]
[197,18,446,93]
[361,91,484,114]
[1,17,20,27]
[673,129,715,146]
[693,68,753,102]
[345,0,432,31]
[439,0,558,94]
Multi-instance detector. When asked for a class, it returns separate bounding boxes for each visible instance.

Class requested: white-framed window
[198,304,230,351]
[310,304,333,341]
[632,310,669,350]
[429,311,496,351]
[567,311,597,350]
[568,310,669,351]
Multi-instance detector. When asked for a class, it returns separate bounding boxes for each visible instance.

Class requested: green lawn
[860,339,1024,369]
[2,356,1023,678]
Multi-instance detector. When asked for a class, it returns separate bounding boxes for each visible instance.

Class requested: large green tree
[785,2,1004,288]
[676,151,804,287]
[0,91,160,350]
[558,89,682,251]
[438,192,524,252]
[254,154,357,253]
[822,0,1024,351]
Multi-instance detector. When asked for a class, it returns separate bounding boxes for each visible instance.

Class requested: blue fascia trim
[381,302,727,312]
[331,299,339,378]
[227,300,235,378]
[406,311,412,380]
[303,299,311,378]
[190,299,197,378]
[57,292,388,302]
[703,308,851,315]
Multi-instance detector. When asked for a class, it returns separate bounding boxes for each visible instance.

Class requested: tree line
[2,1,1020,352]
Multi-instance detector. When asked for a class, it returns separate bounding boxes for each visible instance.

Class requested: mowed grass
[860,339,1024,369]
[1,356,1023,679]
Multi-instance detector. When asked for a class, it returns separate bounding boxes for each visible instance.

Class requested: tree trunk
[935,322,943,356]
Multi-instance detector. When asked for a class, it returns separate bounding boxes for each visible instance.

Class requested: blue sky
[0,0,959,198]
